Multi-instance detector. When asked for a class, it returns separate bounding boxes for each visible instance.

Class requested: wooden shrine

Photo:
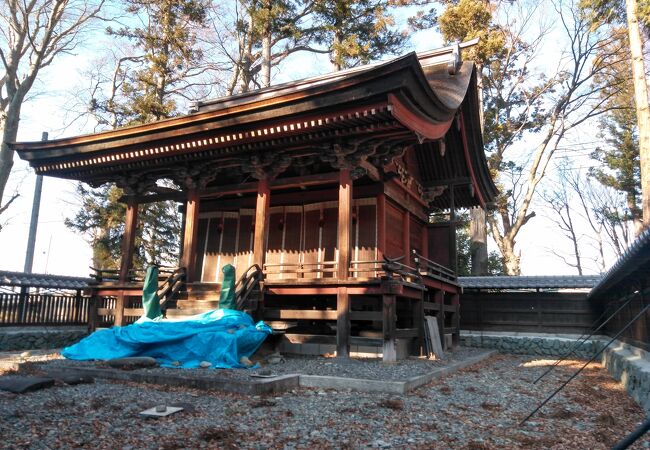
[14,42,497,361]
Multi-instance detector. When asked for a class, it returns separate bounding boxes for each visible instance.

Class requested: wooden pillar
[421,223,429,260]
[451,292,460,348]
[253,179,271,268]
[383,293,397,362]
[377,192,386,261]
[337,287,351,358]
[402,210,410,266]
[119,199,139,282]
[434,289,445,350]
[116,199,138,327]
[180,189,200,282]
[338,169,352,280]
[448,184,457,273]
[413,294,425,356]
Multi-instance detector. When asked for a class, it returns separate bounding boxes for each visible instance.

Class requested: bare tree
[542,161,634,274]
[486,0,629,274]
[0,0,105,222]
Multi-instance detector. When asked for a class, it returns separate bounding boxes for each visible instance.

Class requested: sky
[0,3,629,278]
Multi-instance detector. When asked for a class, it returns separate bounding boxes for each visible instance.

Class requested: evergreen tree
[589,28,642,232]
[311,0,433,70]
[68,0,207,268]
[581,0,650,228]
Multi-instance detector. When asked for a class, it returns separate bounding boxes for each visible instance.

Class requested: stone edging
[33,349,496,396]
[300,349,496,394]
[0,328,87,351]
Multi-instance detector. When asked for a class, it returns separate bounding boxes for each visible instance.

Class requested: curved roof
[461,275,602,290]
[13,41,497,208]
[589,228,650,300]
[0,270,91,290]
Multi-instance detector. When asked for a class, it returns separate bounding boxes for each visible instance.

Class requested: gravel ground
[1,352,649,449]
[30,347,486,382]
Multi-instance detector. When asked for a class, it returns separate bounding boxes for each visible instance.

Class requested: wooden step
[175,299,220,309]
[183,283,221,293]
[165,307,214,317]
[177,291,221,301]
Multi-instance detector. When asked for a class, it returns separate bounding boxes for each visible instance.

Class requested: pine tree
[589,28,642,232]
[311,0,421,70]
[581,0,650,229]
[68,0,207,268]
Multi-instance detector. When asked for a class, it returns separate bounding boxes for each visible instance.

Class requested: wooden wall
[197,199,378,281]
[461,291,596,334]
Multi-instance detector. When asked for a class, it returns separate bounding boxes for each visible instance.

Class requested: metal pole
[611,417,650,450]
[23,131,48,273]
[533,292,637,384]
[19,131,47,323]
[520,300,650,425]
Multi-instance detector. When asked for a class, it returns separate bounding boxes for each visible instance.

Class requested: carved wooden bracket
[422,185,447,203]
[240,152,291,180]
[171,162,222,190]
[368,143,409,168]
[115,173,158,196]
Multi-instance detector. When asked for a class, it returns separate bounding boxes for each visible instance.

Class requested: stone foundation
[0,327,87,351]
[462,330,650,414]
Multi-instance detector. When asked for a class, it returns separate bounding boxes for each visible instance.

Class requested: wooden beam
[337,287,351,358]
[265,309,337,320]
[422,177,472,188]
[180,189,200,282]
[120,191,185,204]
[338,169,352,280]
[253,179,270,268]
[383,293,397,362]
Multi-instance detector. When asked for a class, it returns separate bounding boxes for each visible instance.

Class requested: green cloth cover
[219,264,237,310]
[142,265,163,320]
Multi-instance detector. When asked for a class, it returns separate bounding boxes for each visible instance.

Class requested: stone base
[0,327,87,351]
[279,337,410,360]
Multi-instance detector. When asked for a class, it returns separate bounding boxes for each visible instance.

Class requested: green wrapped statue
[219,264,237,310]
[142,265,163,320]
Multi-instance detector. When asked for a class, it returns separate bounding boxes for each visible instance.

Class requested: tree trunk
[626,0,650,229]
[0,101,22,208]
[470,207,488,274]
[260,1,272,88]
[501,238,521,275]
[470,61,488,274]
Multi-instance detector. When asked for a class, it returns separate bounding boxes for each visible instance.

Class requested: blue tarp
[62,309,271,369]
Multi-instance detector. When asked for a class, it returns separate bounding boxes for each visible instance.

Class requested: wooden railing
[235,264,264,311]
[158,267,186,308]
[0,292,90,326]
[88,266,185,329]
[412,251,458,285]
[264,261,338,279]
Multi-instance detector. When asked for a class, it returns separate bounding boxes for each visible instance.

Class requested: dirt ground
[1,352,649,449]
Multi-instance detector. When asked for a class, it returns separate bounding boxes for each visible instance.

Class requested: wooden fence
[0,292,90,326]
[594,293,650,352]
[460,291,596,334]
